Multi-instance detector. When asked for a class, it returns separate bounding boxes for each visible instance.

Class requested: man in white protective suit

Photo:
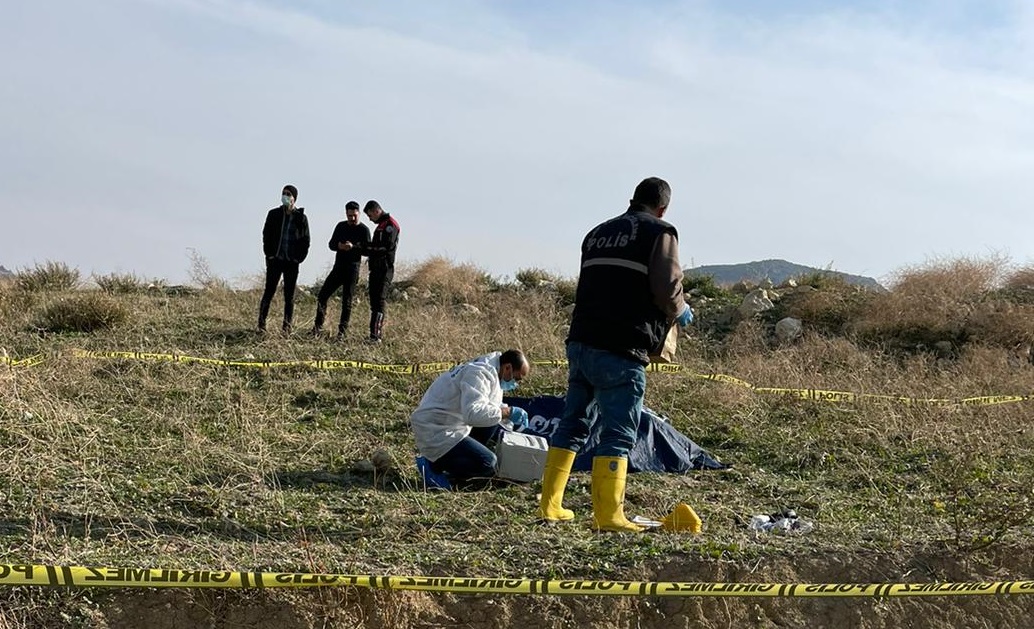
[410,350,530,489]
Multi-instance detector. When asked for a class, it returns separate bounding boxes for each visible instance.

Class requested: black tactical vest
[567,206,677,364]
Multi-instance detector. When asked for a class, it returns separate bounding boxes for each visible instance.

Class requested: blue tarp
[503,395,730,473]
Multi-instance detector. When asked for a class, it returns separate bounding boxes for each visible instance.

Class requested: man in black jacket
[312,201,371,338]
[342,200,400,342]
[258,184,310,333]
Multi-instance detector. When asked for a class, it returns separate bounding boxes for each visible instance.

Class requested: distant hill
[0,265,13,278]
[686,259,883,290]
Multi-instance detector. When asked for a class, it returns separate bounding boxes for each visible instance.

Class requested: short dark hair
[500,349,527,370]
[282,184,298,200]
[345,201,360,211]
[630,177,670,210]
[363,200,382,214]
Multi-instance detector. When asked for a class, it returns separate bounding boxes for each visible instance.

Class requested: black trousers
[258,257,299,330]
[314,263,360,333]
[368,263,394,339]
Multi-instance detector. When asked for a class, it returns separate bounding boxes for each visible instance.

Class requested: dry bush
[16,261,80,292]
[0,284,38,336]
[1003,265,1034,291]
[722,318,769,358]
[514,267,560,289]
[965,301,1034,349]
[35,293,130,333]
[94,272,146,294]
[851,256,1004,350]
[404,256,493,303]
[779,284,873,336]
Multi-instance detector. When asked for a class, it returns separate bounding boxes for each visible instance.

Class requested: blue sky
[4,0,1034,286]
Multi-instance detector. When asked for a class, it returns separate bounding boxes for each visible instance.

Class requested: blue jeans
[431,425,501,489]
[550,341,647,458]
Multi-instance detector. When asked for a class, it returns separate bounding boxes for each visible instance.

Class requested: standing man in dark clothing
[313,201,371,338]
[537,177,694,532]
[345,200,400,342]
[258,184,310,333]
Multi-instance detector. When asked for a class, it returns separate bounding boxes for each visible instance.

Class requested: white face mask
[281,194,293,208]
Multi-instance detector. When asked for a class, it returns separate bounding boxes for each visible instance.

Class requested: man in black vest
[538,177,693,532]
[312,201,371,338]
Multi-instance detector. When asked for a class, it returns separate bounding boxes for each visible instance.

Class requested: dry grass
[401,256,494,304]
[14,261,80,292]
[2,257,1034,625]
[846,256,1003,350]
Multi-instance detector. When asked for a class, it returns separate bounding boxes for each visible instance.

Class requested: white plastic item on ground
[494,430,549,482]
[630,515,663,529]
[748,511,815,534]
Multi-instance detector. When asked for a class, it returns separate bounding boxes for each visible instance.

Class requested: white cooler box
[494,430,549,482]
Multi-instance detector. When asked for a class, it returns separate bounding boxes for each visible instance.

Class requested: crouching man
[410,350,530,489]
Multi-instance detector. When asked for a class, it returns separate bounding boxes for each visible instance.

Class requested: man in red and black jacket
[357,200,400,342]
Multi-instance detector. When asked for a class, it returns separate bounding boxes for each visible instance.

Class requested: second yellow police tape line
[6,349,1033,407]
[2,564,1034,598]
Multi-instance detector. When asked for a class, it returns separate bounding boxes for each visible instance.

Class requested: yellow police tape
[1,565,1033,597]
[1,353,45,368]
[5,349,1032,407]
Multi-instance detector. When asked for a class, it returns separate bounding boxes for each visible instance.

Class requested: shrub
[778,284,873,336]
[554,278,578,307]
[965,301,1034,349]
[794,271,851,291]
[36,293,129,333]
[16,261,80,292]
[682,274,725,299]
[851,256,1003,351]
[515,267,560,290]
[1003,265,1034,291]
[94,272,146,294]
[406,256,492,302]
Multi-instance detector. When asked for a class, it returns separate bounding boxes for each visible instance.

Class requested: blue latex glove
[509,406,529,429]
[676,304,694,327]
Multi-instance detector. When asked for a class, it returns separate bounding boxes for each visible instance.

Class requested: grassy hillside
[2,257,1034,627]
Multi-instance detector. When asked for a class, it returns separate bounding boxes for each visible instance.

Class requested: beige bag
[649,324,679,363]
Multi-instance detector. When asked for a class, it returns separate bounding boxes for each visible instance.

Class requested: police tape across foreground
[4,348,1032,407]
[2,565,1034,598]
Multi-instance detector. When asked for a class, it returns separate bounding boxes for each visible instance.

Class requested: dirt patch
[4,548,1033,628]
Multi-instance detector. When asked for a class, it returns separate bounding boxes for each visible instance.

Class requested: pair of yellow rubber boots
[538,447,701,533]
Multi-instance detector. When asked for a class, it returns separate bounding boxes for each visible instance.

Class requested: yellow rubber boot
[591,456,645,532]
[661,503,702,533]
[538,447,576,522]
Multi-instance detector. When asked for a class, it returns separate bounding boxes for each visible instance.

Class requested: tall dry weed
[404,256,493,303]
[851,256,1004,350]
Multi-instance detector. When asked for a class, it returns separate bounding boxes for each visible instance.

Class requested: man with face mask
[258,184,310,333]
[313,201,371,338]
[410,350,531,489]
